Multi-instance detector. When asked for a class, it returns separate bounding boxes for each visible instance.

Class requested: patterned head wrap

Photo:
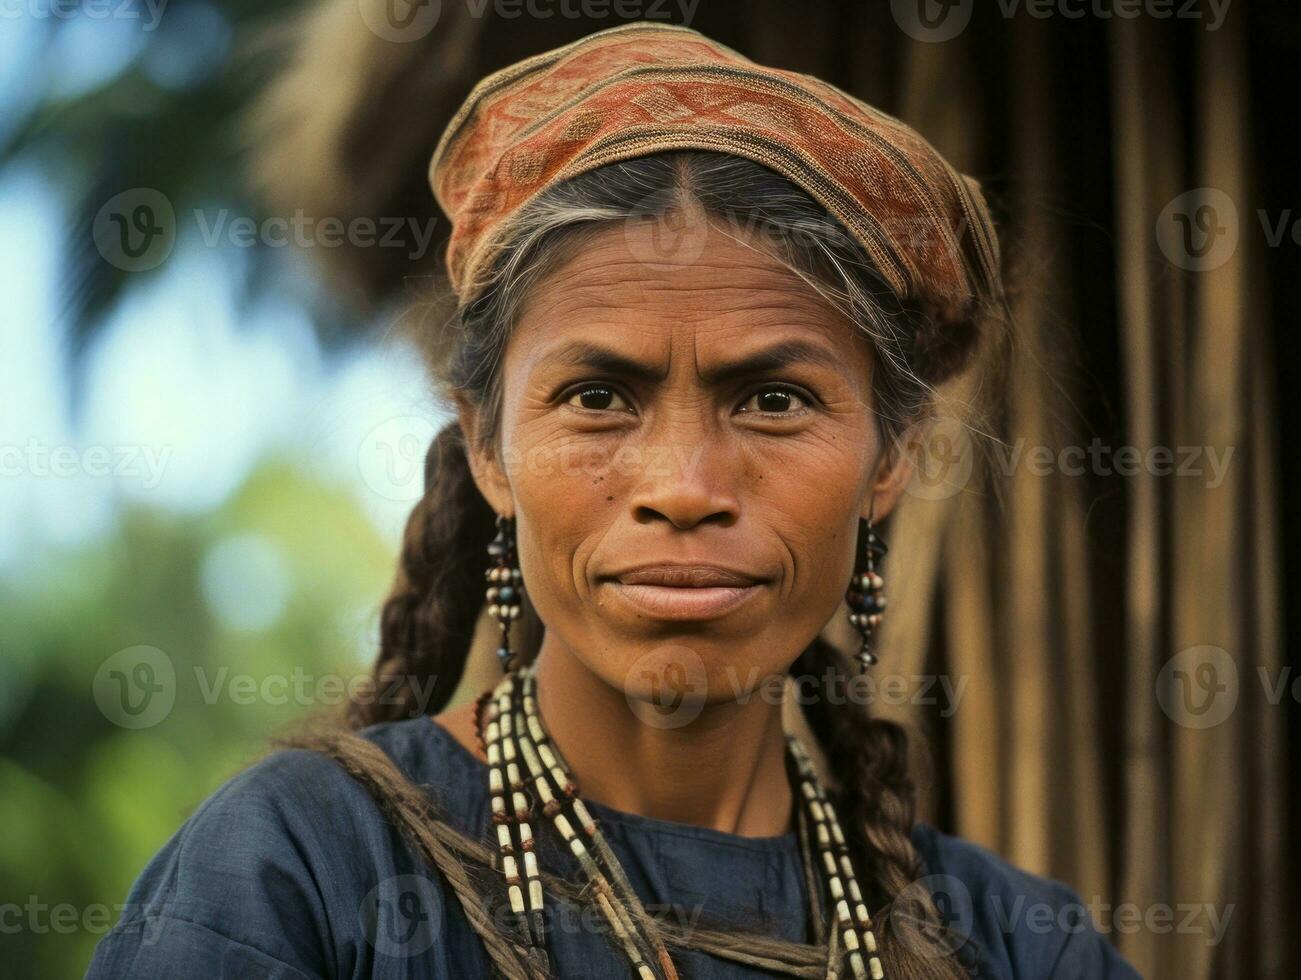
[430,22,1002,330]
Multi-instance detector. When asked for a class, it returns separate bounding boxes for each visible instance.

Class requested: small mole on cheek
[606,495,613,501]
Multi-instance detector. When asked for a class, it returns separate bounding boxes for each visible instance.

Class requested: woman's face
[463,213,907,704]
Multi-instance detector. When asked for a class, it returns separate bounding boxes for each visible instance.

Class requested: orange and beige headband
[430,22,1002,328]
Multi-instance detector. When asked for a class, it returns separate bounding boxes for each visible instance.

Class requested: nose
[627,424,740,530]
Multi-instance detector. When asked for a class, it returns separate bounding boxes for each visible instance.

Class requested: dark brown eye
[740,386,808,415]
[566,385,629,412]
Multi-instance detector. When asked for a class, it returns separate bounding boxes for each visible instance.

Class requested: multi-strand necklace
[474,662,887,980]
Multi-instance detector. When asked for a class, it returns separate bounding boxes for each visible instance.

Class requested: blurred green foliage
[0,460,394,975]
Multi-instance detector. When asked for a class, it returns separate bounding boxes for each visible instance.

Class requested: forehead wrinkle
[514,219,866,388]
[525,258,844,333]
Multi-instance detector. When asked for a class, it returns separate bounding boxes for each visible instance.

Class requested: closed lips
[613,565,764,587]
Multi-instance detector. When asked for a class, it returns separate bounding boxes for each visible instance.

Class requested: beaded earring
[845,513,888,673]
[485,514,524,670]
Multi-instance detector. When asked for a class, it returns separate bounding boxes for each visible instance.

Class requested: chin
[599,633,789,709]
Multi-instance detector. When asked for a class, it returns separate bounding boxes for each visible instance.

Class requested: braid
[349,420,495,728]
[793,638,969,978]
[281,728,548,980]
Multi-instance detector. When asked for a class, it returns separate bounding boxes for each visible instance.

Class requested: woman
[88,24,1141,980]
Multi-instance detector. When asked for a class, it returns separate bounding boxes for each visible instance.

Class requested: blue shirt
[86,718,1141,978]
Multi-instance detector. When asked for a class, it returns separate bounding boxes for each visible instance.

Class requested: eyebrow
[546,338,847,384]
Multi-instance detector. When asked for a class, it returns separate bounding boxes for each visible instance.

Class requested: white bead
[519,735,540,772]
[572,799,595,833]
[508,884,525,914]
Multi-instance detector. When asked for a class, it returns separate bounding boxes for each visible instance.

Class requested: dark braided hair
[310,152,999,978]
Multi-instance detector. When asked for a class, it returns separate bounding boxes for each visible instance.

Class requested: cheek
[742,427,875,560]
[503,426,625,605]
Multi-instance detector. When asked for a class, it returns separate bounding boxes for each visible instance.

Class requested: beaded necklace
[474,663,887,979]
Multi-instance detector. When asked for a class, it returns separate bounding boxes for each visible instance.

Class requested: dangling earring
[846,512,888,672]
[486,514,524,670]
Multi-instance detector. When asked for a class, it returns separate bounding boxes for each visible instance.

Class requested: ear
[860,437,914,523]
[454,393,514,517]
